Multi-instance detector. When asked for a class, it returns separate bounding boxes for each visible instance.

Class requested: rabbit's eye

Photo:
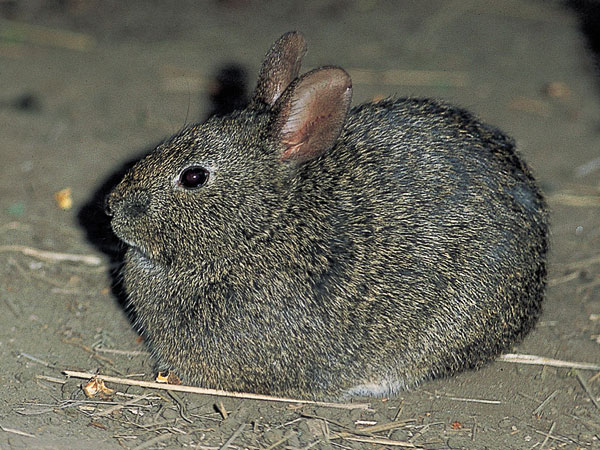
[179,166,210,189]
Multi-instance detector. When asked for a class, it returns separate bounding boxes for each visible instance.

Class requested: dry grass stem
[575,156,600,177]
[300,413,353,433]
[499,353,600,371]
[131,432,173,450]
[532,390,559,416]
[356,420,415,434]
[0,423,36,438]
[533,427,574,446]
[548,271,580,286]
[325,419,417,447]
[168,391,193,424]
[62,370,370,410]
[575,370,600,410]
[216,401,228,420]
[0,245,102,265]
[219,423,245,450]
[94,393,150,417]
[539,421,556,450]
[562,256,600,271]
[355,420,377,426]
[262,430,298,450]
[19,352,55,368]
[407,422,444,443]
[3,296,20,317]
[337,435,420,447]
[9,257,66,288]
[36,375,67,384]
[589,372,600,383]
[446,396,501,405]
[62,338,114,365]
[93,347,149,356]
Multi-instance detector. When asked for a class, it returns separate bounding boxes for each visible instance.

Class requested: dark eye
[179,166,210,189]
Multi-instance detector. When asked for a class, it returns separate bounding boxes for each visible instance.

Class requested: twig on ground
[320,419,423,448]
[94,393,150,417]
[335,435,420,447]
[532,390,559,416]
[93,347,148,357]
[407,422,444,443]
[356,420,416,435]
[263,430,298,450]
[219,423,245,450]
[533,427,575,446]
[575,155,600,178]
[62,338,114,366]
[446,396,501,405]
[589,372,600,384]
[131,432,173,450]
[18,352,55,368]
[36,375,66,384]
[8,256,68,288]
[569,414,600,432]
[3,296,20,317]
[499,353,600,371]
[539,422,556,450]
[215,401,228,420]
[575,370,600,411]
[301,413,355,434]
[423,390,501,404]
[62,370,371,410]
[168,391,193,424]
[0,423,35,438]
[548,271,580,286]
[303,439,323,449]
[562,256,600,271]
[0,245,102,266]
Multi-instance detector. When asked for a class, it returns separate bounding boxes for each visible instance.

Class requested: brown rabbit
[106,31,548,399]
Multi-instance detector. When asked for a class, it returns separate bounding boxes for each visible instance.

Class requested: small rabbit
[106,31,548,399]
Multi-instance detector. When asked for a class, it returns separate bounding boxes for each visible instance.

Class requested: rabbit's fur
[107,32,548,399]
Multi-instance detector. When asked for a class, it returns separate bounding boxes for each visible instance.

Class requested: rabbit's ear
[274,67,352,164]
[251,31,307,108]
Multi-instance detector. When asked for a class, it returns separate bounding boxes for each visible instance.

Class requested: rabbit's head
[106,32,352,271]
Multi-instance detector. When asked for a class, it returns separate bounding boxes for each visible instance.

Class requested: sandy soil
[1,1,599,448]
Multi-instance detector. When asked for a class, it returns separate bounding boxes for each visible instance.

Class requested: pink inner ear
[278,68,352,164]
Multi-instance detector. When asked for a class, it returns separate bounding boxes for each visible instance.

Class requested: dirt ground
[1,1,599,449]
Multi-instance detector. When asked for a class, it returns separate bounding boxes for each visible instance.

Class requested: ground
[1,1,599,449]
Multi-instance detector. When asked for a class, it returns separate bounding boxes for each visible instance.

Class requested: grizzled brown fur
[107,32,548,399]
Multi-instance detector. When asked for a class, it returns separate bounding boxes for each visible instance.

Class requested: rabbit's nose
[105,189,151,219]
[121,189,151,218]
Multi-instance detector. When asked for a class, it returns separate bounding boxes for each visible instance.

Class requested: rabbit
[106,31,549,400]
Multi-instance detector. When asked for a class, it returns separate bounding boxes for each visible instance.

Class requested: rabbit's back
[307,97,548,395]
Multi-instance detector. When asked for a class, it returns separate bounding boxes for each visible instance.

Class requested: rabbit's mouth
[112,228,154,262]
